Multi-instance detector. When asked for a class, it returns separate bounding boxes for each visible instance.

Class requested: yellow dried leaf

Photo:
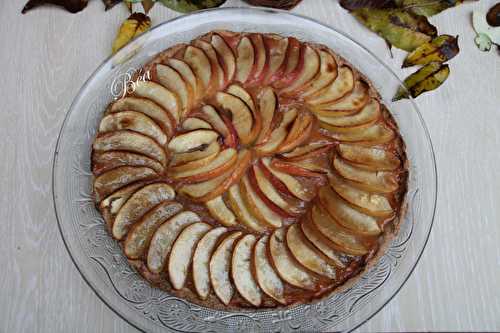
[112,12,151,54]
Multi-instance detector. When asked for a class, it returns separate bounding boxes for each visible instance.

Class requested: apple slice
[261,157,316,201]
[322,122,395,145]
[280,142,333,162]
[167,129,218,154]
[112,183,175,240]
[318,98,380,128]
[276,111,314,153]
[273,37,301,87]
[311,203,368,255]
[252,164,303,216]
[124,201,183,259]
[337,144,401,171]
[211,34,236,83]
[153,64,191,116]
[182,117,212,130]
[168,222,212,290]
[227,184,268,232]
[99,111,167,146]
[170,148,237,182]
[306,66,354,105]
[93,166,156,202]
[269,228,318,290]
[300,49,338,98]
[166,58,201,102]
[189,149,252,202]
[199,105,238,147]
[280,45,320,94]
[227,84,256,112]
[253,235,287,305]
[319,185,381,236]
[209,231,243,305]
[235,36,255,83]
[318,80,369,112]
[92,151,164,175]
[262,34,288,84]
[247,34,266,83]
[240,174,283,228]
[333,156,398,193]
[255,87,277,144]
[192,227,228,299]
[99,182,146,228]
[328,172,393,217]
[232,234,263,306]
[132,80,180,124]
[215,92,254,145]
[193,39,225,90]
[300,220,346,267]
[93,130,167,166]
[147,211,201,273]
[169,141,220,167]
[109,97,174,138]
[169,148,220,174]
[206,196,237,227]
[286,224,337,279]
[183,45,212,95]
[179,166,234,199]
[255,108,297,155]
[271,159,326,179]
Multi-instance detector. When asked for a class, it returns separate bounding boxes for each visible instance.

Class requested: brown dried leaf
[22,0,88,13]
[102,0,122,11]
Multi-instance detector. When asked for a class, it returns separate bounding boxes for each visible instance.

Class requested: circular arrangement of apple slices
[91,31,408,309]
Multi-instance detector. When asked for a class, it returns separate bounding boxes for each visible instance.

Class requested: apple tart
[91,30,408,309]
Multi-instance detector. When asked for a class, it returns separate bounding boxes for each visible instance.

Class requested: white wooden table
[1,0,499,331]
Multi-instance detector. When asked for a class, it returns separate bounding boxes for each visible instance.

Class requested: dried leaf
[243,0,303,9]
[403,34,459,67]
[22,0,88,13]
[102,0,122,11]
[400,0,464,17]
[352,8,437,51]
[339,0,397,11]
[393,62,449,100]
[157,0,226,13]
[487,3,500,27]
[141,0,155,13]
[112,12,151,54]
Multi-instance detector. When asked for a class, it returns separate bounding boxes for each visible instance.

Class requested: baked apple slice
[300,220,345,267]
[227,184,268,233]
[93,130,167,166]
[337,144,401,171]
[318,80,369,112]
[199,105,238,147]
[235,36,255,83]
[209,231,243,305]
[179,166,234,200]
[168,129,218,154]
[93,166,156,202]
[92,151,164,175]
[253,235,287,305]
[169,222,212,290]
[318,185,381,236]
[333,156,398,193]
[311,204,368,256]
[124,201,183,259]
[215,92,255,145]
[300,49,338,98]
[182,117,212,130]
[193,39,225,90]
[232,234,263,306]
[183,45,212,95]
[255,87,277,144]
[99,111,167,146]
[206,196,237,227]
[211,34,236,83]
[247,34,267,84]
[240,174,283,228]
[192,227,228,299]
[262,34,288,84]
[276,111,314,153]
[132,80,180,124]
[255,108,297,155]
[169,141,220,167]
[147,211,201,273]
[166,58,202,102]
[153,64,191,116]
[317,98,380,128]
[280,142,333,162]
[280,45,320,94]
[269,228,318,290]
[99,182,146,228]
[227,84,262,140]
[322,122,395,145]
[112,182,176,240]
[286,224,337,279]
[273,37,301,87]
[271,159,327,179]
[169,144,220,173]
[328,172,393,217]
[306,66,354,105]
[109,97,174,138]
[170,148,237,182]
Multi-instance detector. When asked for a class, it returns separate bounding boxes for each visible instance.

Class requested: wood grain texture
[0,0,498,332]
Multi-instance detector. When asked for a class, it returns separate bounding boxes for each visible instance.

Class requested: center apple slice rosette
[90,31,408,309]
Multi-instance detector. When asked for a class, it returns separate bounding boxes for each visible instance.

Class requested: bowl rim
[52,6,437,332]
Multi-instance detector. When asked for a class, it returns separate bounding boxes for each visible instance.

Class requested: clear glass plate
[53,7,437,332]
